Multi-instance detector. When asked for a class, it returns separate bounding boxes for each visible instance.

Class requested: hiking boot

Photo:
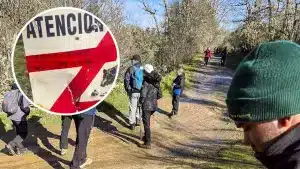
[16,147,28,155]
[174,111,178,115]
[168,110,176,118]
[60,149,68,156]
[139,144,151,149]
[141,136,146,142]
[5,144,16,155]
[130,124,135,130]
[135,122,140,126]
[136,118,141,126]
[80,158,92,168]
[168,112,173,119]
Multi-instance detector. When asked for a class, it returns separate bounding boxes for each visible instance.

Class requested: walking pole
[139,106,144,141]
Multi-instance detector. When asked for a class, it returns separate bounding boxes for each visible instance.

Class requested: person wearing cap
[139,64,162,149]
[169,68,185,118]
[69,107,96,169]
[124,54,143,130]
[5,83,30,155]
[226,40,300,169]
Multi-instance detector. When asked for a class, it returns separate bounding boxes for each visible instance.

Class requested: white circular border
[11,7,120,116]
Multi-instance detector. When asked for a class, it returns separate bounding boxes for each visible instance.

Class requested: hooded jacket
[8,84,30,121]
[139,71,162,111]
[255,124,300,169]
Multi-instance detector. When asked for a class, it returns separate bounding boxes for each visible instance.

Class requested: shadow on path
[96,101,129,128]
[94,115,140,146]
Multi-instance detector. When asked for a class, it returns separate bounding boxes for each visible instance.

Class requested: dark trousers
[204,57,209,65]
[142,110,154,145]
[8,120,28,148]
[60,116,72,149]
[70,114,95,169]
[172,95,180,113]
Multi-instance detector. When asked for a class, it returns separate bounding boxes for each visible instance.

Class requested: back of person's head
[226,40,300,153]
[144,64,162,84]
[132,54,141,62]
[177,68,184,76]
[227,40,300,123]
[144,64,154,74]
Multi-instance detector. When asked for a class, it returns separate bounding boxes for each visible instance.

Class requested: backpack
[2,90,21,115]
[131,65,144,90]
[173,88,182,96]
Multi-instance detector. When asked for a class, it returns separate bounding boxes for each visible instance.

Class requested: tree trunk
[291,0,299,40]
[268,0,273,40]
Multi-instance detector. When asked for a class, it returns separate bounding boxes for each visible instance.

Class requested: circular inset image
[12,7,119,115]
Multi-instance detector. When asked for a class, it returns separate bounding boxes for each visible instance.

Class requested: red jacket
[205,49,212,58]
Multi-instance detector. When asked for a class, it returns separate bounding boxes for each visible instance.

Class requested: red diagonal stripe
[26,32,117,113]
[26,33,115,72]
[76,101,99,111]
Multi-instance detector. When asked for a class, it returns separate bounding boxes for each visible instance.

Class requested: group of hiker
[4,40,300,169]
[204,47,227,66]
[124,54,185,148]
[1,54,185,168]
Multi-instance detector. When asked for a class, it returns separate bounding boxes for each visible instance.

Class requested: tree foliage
[226,0,300,52]
[0,0,222,98]
[140,0,221,73]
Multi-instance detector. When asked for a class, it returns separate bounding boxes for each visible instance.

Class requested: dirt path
[0,57,262,169]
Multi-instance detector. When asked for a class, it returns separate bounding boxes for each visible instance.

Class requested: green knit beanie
[226,40,300,122]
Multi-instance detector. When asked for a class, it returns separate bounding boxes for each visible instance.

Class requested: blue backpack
[173,88,182,96]
[131,65,144,90]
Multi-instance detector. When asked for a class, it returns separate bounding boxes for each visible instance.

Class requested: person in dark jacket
[226,40,300,169]
[124,55,143,130]
[5,83,30,155]
[69,108,96,169]
[139,64,162,149]
[220,47,227,66]
[169,68,185,118]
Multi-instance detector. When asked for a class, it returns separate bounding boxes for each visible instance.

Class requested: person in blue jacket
[169,68,185,118]
[69,107,96,169]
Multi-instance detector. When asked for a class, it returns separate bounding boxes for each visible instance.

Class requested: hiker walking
[124,55,144,130]
[169,68,185,118]
[69,107,96,169]
[3,83,30,155]
[139,64,162,149]
[59,115,73,155]
[204,47,212,66]
[226,41,300,169]
[220,47,227,67]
